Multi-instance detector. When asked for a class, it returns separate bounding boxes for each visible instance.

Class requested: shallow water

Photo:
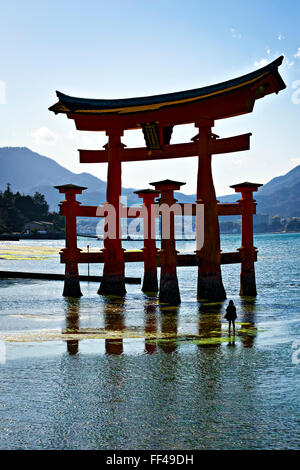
[0,234,299,449]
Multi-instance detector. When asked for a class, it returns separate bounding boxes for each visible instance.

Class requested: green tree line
[0,184,64,234]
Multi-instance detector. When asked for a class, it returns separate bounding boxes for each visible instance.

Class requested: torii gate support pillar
[55,184,86,298]
[150,179,184,306]
[231,182,262,296]
[135,189,160,293]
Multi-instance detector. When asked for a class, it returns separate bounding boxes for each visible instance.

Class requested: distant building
[253,214,271,226]
[24,221,53,234]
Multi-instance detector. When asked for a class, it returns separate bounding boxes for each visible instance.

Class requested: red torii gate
[50,56,285,301]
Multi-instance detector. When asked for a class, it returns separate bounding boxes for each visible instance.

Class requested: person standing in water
[225,300,237,334]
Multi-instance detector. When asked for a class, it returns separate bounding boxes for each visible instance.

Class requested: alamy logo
[95,198,204,247]
[0,80,6,104]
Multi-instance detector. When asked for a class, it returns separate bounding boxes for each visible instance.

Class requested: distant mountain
[0,147,299,217]
[254,165,300,217]
[216,165,300,217]
[0,147,138,210]
[258,165,300,196]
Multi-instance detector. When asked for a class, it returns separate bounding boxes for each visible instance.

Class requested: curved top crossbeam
[49,56,285,131]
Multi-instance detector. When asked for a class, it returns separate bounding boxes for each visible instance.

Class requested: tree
[0,188,63,234]
[32,192,49,219]
[3,183,13,204]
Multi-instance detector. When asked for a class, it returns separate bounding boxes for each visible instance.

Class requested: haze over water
[0,233,299,449]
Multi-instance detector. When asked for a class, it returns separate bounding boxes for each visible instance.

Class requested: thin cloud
[278,33,285,41]
[230,27,242,39]
[294,47,300,59]
[31,126,58,146]
[254,58,269,68]
[254,55,294,70]
[285,58,295,69]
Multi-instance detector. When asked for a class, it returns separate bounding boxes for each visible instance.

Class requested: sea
[0,233,299,450]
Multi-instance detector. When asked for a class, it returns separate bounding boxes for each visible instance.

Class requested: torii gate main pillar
[195,125,226,301]
[98,130,126,296]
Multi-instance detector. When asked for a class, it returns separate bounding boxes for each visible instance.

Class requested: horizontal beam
[61,250,145,264]
[60,250,254,266]
[177,202,256,216]
[60,202,256,218]
[218,203,242,216]
[173,252,243,266]
[77,205,100,217]
[79,133,251,164]
[210,133,251,154]
[60,200,257,220]
[61,205,145,218]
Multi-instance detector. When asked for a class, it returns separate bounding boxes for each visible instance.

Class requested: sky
[0,0,300,196]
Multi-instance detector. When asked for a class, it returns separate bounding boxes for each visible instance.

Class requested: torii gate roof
[49,56,285,131]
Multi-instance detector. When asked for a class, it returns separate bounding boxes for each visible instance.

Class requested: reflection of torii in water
[103,298,125,355]
[63,297,257,355]
[64,298,80,355]
[50,57,285,302]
